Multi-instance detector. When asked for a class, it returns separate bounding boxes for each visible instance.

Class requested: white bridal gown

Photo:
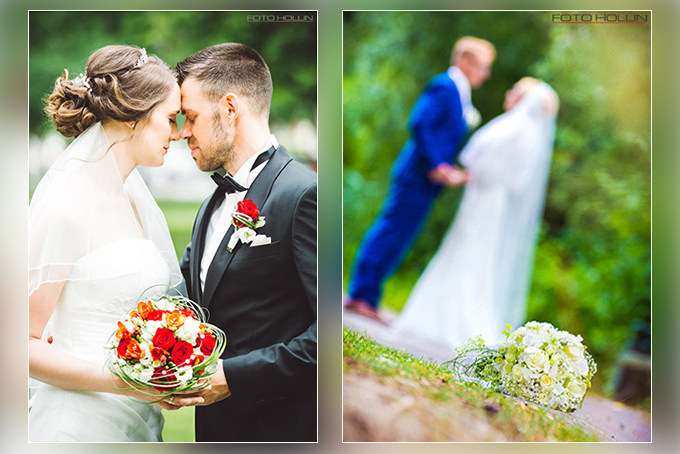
[29,240,170,441]
[394,83,558,349]
[29,123,183,442]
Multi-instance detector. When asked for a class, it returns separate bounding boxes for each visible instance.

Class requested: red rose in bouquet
[152,328,176,351]
[146,309,166,321]
[171,340,194,366]
[179,308,195,318]
[199,332,217,355]
[151,367,178,392]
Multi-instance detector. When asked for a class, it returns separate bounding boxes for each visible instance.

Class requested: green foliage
[29,11,316,135]
[343,12,650,394]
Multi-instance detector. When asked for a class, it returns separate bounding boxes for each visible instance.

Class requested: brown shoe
[344,297,388,325]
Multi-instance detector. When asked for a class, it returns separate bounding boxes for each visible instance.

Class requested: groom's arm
[179,241,192,293]
[410,81,464,170]
[179,241,191,297]
[221,181,317,400]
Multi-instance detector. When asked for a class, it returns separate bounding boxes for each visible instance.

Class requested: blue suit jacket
[390,72,468,192]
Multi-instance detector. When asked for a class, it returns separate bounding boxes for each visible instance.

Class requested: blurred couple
[29,44,317,441]
[345,37,559,348]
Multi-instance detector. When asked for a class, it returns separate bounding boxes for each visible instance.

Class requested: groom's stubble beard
[194,107,235,172]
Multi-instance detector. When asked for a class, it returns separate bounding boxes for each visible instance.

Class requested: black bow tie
[210,145,276,194]
[210,172,247,194]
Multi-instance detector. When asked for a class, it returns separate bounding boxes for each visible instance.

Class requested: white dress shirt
[447,66,481,129]
[200,135,279,292]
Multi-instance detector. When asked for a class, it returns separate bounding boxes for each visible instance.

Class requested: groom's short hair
[451,37,496,66]
[176,43,272,118]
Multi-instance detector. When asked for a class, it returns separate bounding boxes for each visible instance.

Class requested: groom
[171,43,317,442]
[345,36,495,322]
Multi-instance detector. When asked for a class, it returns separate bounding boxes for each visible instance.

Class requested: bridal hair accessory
[135,48,148,67]
[227,199,270,252]
[444,321,597,412]
[105,285,226,400]
[75,73,91,92]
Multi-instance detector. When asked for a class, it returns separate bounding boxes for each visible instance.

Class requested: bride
[394,78,559,349]
[29,45,184,441]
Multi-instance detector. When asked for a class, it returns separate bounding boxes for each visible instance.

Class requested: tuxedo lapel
[191,188,225,305]
[202,146,293,309]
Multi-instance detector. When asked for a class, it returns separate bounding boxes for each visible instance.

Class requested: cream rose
[565,345,584,361]
[527,349,549,372]
[567,379,587,398]
[539,374,555,389]
[512,364,524,382]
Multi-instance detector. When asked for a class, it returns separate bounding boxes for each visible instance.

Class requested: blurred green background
[29,10,317,136]
[343,11,651,397]
[28,10,317,442]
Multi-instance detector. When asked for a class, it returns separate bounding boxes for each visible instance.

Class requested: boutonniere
[227,199,271,252]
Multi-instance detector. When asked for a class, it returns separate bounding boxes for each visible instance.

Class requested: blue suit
[349,72,469,307]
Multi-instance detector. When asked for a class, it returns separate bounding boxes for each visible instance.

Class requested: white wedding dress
[29,240,170,442]
[29,123,183,442]
[394,83,558,349]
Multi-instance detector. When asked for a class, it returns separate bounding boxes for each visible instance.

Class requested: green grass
[158,199,202,259]
[162,407,195,442]
[343,328,599,442]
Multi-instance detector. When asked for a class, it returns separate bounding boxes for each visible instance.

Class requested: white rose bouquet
[444,321,597,412]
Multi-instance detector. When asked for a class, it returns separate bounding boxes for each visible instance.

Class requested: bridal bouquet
[444,321,597,412]
[105,289,226,399]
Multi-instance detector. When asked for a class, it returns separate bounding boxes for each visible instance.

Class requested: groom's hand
[428,163,469,187]
[171,359,231,407]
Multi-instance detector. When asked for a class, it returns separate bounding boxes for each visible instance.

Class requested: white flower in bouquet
[526,348,550,372]
[154,298,177,312]
[445,321,597,412]
[175,316,201,342]
[566,378,588,399]
[511,364,524,382]
[539,374,556,390]
[139,341,153,367]
[176,366,194,383]
[141,320,163,342]
[566,344,584,361]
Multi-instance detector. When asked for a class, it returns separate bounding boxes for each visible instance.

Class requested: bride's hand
[103,367,186,411]
[445,167,469,186]
[428,164,469,187]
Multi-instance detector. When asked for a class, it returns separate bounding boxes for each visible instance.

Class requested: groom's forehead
[180,82,208,113]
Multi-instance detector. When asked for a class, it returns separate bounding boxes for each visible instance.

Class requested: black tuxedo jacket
[179,145,317,442]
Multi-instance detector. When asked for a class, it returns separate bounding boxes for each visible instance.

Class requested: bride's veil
[459,82,559,329]
[29,122,182,406]
[29,122,183,297]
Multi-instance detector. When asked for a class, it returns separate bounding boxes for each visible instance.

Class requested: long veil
[29,122,182,296]
[395,82,558,347]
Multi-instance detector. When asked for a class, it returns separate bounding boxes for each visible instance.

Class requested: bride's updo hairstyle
[45,45,176,138]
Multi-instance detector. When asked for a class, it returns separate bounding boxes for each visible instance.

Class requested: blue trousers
[348,182,439,308]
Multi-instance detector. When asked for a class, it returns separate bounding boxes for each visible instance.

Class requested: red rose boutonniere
[227,199,271,252]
